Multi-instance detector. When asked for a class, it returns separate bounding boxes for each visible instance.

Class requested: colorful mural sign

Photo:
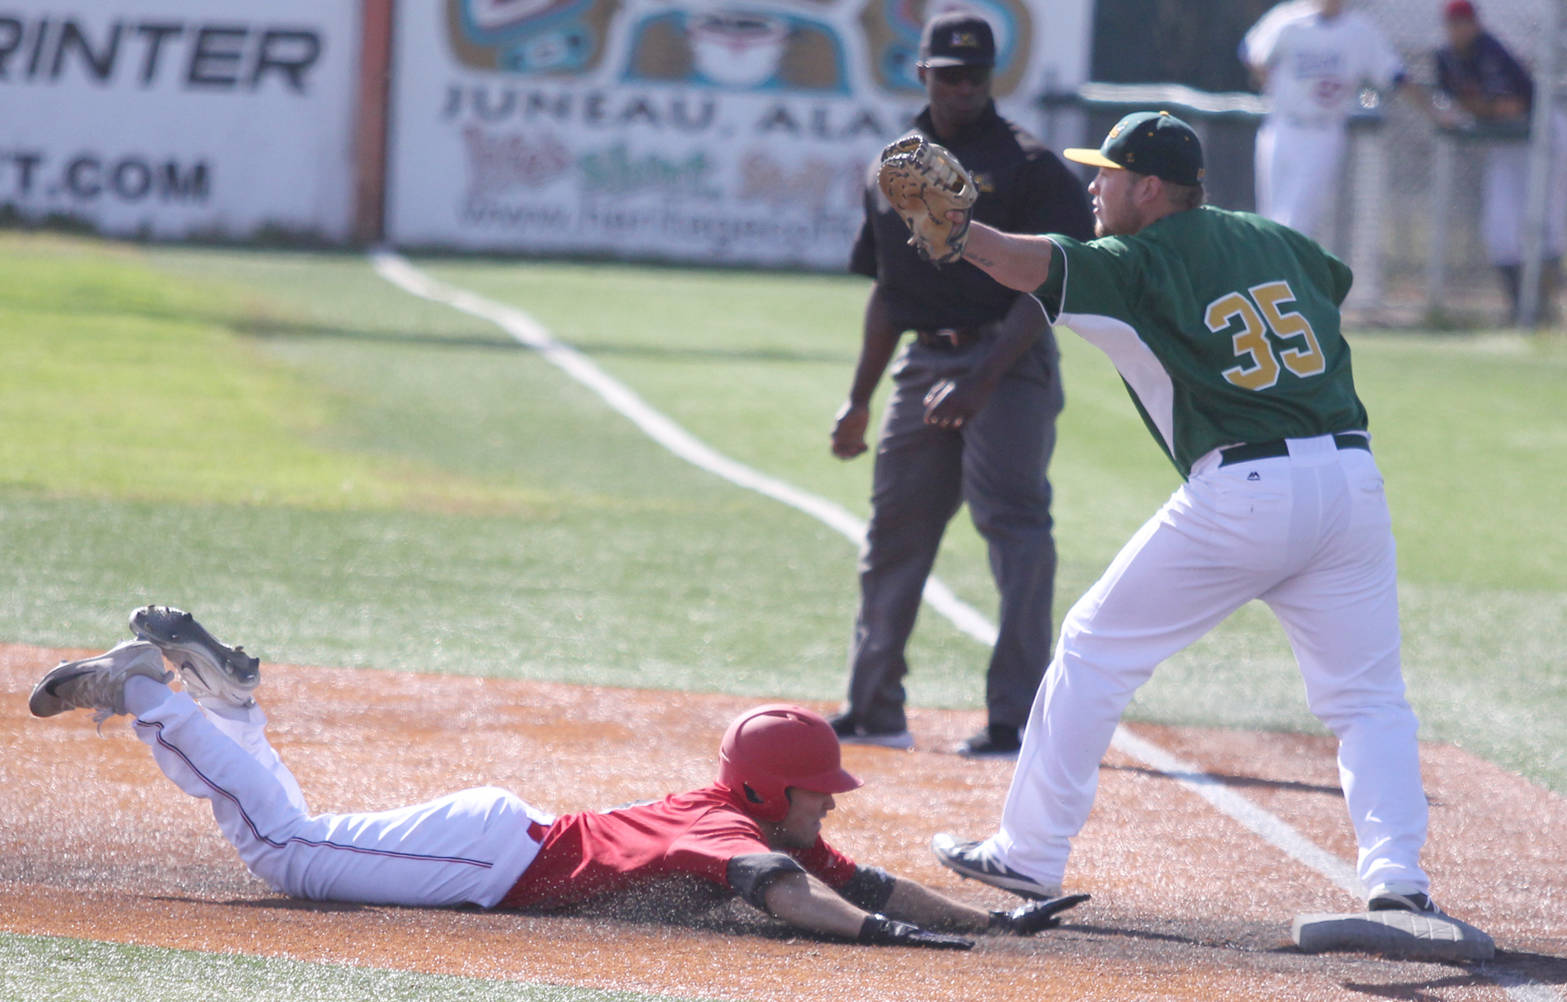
[388,0,1092,267]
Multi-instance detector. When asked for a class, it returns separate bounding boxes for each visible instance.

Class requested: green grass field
[2,231,1564,999]
[0,933,698,1002]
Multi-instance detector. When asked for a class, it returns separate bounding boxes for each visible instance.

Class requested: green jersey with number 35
[1036,205,1368,478]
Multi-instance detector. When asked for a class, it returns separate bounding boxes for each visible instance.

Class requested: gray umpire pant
[844,332,1062,733]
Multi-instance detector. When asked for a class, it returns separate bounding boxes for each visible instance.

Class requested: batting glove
[857,914,974,950]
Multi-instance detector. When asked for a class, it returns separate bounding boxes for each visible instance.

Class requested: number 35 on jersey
[1205,280,1326,391]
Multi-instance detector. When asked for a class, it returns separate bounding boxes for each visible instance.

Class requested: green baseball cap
[1064,110,1205,185]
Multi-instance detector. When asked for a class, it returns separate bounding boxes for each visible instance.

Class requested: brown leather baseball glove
[876,136,978,265]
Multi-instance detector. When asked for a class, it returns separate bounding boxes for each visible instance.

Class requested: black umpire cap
[919,11,996,67]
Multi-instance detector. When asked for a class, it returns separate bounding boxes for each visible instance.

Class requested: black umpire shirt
[849,101,1094,331]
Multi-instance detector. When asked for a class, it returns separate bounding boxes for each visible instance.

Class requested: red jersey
[498,784,857,911]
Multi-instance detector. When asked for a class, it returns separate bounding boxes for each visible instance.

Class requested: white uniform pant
[130,686,545,907]
[1255,117,1346,239]
[1481,112,1567,265]
[993,435,1429,896]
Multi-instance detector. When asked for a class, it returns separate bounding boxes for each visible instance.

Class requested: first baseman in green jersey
[928,111,1443,916]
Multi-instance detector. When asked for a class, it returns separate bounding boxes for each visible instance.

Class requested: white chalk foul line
[1108,727,1362,897]
[371,251,998,647]
[372,252,1551,998]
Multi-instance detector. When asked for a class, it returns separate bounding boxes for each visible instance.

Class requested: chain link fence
[1043,0,1566,327]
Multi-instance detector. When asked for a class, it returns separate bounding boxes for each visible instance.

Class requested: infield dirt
[2,645,1563,1001]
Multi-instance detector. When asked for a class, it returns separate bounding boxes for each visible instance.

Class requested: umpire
[828,12,1094,757]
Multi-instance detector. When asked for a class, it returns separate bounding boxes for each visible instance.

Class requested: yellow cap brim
[1063,148,1122,170]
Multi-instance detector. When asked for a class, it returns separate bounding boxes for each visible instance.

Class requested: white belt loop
[1284,434,1337,460]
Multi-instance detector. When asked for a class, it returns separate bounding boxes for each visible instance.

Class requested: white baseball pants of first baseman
[992,434,1430,896]
[125,679,545,906]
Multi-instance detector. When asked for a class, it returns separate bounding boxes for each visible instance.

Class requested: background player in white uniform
[915,112,1447,918]
[1242,0,1409,238]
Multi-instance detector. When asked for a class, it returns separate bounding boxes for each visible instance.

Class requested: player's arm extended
[761,870,870,937]
[840,865,1090,936]
[757,869,972,948]
[878,874,1086,934]
[959,220,1056,293]
[879,872,996,930]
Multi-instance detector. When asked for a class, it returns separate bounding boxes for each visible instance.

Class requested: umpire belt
[1219,433,1371,467]
[913,327,982,349]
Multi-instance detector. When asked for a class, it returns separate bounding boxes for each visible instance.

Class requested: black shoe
[1367,889,1442,914]
[129,605,260,709]
[828,711,914,749]
[958,724,1021,758]
[930,833,1061,899]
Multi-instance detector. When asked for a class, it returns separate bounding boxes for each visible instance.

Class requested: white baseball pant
[125,679,545,907]
[991,434,1430,897]
[1255,117,1347,240]
[1481,111,1567,265]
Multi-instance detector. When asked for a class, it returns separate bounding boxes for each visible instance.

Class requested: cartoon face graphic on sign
[624,5,849,92]
[686,10,791,87]
[444,0,1033,96]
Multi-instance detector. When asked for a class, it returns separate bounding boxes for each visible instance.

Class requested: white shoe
[29,641,172,723]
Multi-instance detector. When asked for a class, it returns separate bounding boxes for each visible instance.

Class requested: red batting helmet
[716,704,863,822]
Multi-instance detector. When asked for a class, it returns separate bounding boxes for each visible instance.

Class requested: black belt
[1218,433,1370,466]
[914,327,983,349]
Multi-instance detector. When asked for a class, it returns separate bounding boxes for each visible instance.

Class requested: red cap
[1444,0,1477,22]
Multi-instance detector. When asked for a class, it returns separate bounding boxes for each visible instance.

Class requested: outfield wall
[0,1,358,241]
[384,0,1094,269]
[0,0,1095,266]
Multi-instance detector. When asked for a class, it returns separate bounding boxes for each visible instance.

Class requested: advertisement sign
[0,1,357,241]
[387,0,1092,268]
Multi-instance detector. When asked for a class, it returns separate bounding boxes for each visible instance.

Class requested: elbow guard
[837,864,896,914]
[726,852,806,911]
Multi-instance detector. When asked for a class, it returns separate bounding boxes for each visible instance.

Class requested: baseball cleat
[828,712,915,750]
[129,605,260,709]
[838,728,916,750]
[1367,886,1443,915]
[29,640,173,722]
[957,724,1022,759]
[931,833,1061,900]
